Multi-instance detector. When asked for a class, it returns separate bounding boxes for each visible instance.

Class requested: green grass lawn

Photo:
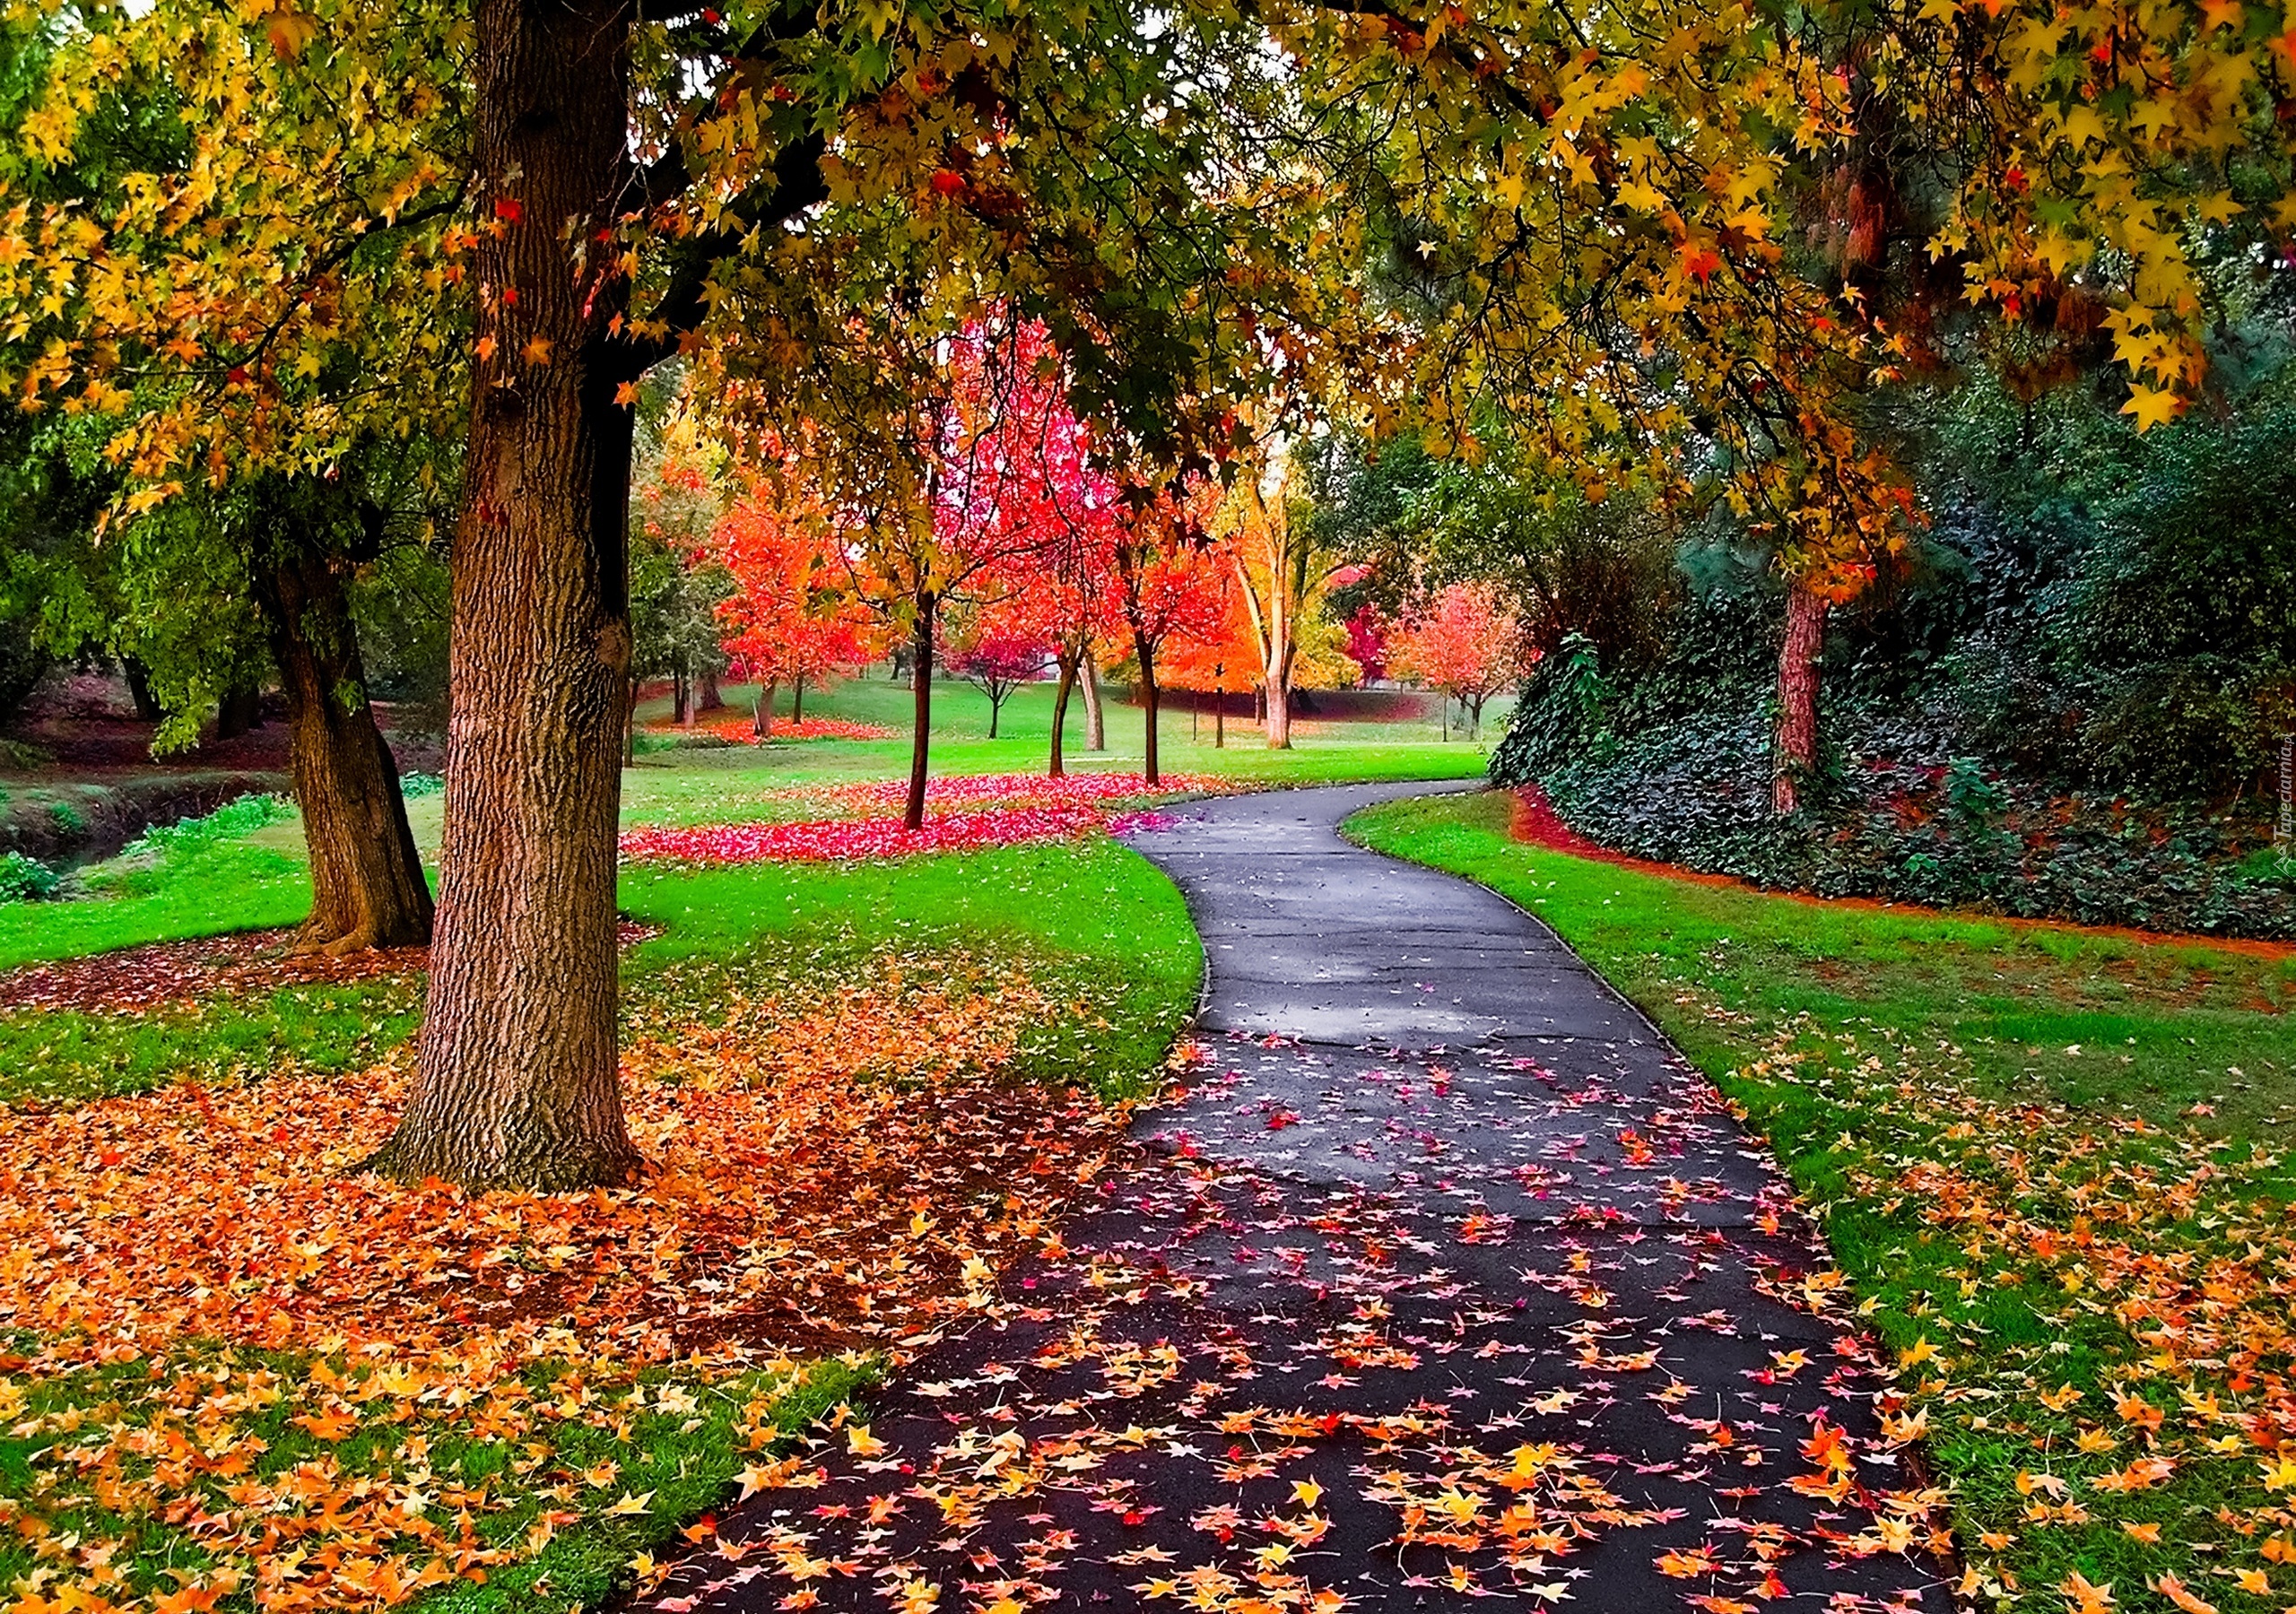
[1347,790,2296,1612]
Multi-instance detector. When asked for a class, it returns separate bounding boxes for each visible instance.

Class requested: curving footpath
[649,781,1950,1614]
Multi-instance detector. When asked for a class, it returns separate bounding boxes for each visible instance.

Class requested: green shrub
[47,799,85,840]
[122,793,291,862]
[399,771,444,800]
[0,851,59,902]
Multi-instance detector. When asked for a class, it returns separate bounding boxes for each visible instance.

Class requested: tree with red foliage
[712,485,874,738]
[1344,603,1389,684]
[1389,582,1523,739]
[1109,483,1231,785]
[938,613,1051,739]
[952,339,1123,777]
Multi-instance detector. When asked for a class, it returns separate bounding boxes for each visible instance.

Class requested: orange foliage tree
[1388,582,1523,740]
[712,485,875,736]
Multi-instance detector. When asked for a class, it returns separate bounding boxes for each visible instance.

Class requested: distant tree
[1390,582,1523,739]
[1213,451,1355,749]
[1161,569,1256,748]
[712,486,873,736]
[938,612,1050,739]
[1110,483,1231,785]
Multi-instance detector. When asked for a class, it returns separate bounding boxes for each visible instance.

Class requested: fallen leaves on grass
[1707,996,2296,1610]
[621,773,1239,866]
[0,922,657,1016]
[0,930,424,1014]
[0,954,1131,1614]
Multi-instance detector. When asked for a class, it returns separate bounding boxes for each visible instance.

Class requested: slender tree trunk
[1773,580,1830,815]
[1048,651,1077,777]
[1468,693,1485,739]
[1253,686,1265,723]
[674,666,692,726]
[374,0,641,1192]
[755,677,776,739]
[1135,632,1162,786]
[906,606,935,832]
[1081,651,1106,751]
[793,670,806,723]
[1215,690,1225,749]
[260,539,434,954]
[698,667,723,712]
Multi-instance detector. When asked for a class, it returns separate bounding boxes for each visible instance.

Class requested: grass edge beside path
[1345,788,2296,1614]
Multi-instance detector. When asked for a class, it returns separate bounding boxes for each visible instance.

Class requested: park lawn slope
[0,839,1200,1614]
[1348,789,2296,1614]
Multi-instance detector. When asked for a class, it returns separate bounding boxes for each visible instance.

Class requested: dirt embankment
[3,670,438,866]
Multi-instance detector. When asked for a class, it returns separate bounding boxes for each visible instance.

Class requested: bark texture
[1772,580,1830,815]
[258,540,434,953]
[375,0,642,1190]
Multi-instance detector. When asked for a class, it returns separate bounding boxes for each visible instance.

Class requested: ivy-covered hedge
[1492,639,2296,940]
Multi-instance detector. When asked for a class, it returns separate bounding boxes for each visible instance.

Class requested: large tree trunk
[261,540,434,955]
[1080,651,1106,751]
[1048,650,1077,777]
[1773,580,1829,815]
[674,666,692,726]
[374,0,641,1192]
[698,667,724,712]
[1135,632,1162,786]
[906,606,935,832]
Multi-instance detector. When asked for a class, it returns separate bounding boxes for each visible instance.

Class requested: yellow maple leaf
[604,1489,654,1516]
[2119,385,2180,432]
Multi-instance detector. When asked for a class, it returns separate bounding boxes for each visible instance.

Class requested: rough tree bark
[257,538,433,954]
[697,667,723,712]
[1048,648,1078,777]
[1773,580,1829,815]
[905,603,936,832]
[372,0,642,1190]
[755,678,777,739]
[674,666,692,725]
[1080,651,1106,751]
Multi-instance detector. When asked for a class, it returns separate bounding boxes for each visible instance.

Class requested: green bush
[399,771,444,800]
[121,793,291,863]
[0,851,58,903]
[47,799,85,840]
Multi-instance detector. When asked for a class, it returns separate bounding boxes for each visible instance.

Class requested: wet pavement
[648,781,1950,1614]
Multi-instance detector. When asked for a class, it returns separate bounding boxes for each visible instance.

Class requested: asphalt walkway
[650,781,1949,1613]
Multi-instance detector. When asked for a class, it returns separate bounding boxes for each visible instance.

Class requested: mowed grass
[1347,790,2296,1609]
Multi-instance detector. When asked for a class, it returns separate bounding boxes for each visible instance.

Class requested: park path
[649,782,1950,1614]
